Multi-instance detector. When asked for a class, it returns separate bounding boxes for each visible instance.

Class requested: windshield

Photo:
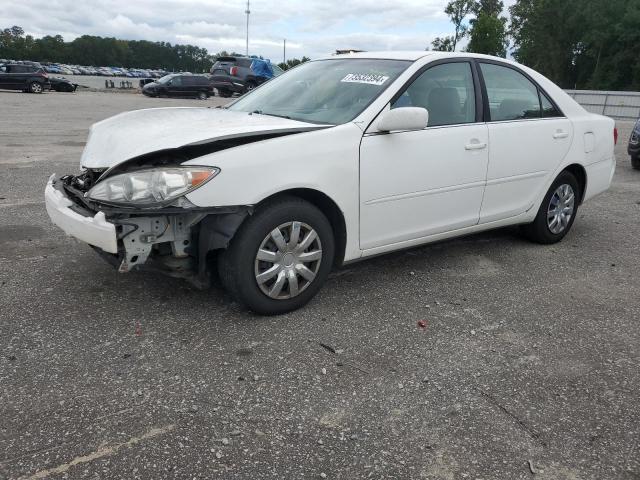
[157,74,176,84]
[228,58,411,125]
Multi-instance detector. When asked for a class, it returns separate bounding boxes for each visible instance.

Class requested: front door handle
[553,131,569,139]
[465,141,487,151]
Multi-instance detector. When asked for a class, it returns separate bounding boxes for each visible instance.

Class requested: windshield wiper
[250,110,291,120]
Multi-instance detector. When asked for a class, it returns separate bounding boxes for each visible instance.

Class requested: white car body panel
[480,117,574,223]
[360,123,489,249]
[80,107,325,169]
[49,51,616,267]
[184,123,363,262]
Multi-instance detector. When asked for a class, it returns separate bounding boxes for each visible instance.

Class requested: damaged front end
[46,168,251,289]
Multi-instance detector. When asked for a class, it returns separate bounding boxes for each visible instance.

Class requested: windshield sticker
[341,73,389,86]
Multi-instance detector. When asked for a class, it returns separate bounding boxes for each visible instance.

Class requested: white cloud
[0,0,505,61]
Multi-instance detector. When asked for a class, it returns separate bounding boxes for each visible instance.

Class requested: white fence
[566,90,640,121]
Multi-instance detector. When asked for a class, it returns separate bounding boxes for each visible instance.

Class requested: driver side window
[391,62,476,127]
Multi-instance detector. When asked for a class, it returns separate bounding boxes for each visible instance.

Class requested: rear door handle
[553,131,569,139]
[465,141,487,151]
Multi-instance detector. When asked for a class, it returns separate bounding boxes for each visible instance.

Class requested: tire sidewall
[224,199,335,314]
[533,171,580,243]
[29,81,43,93]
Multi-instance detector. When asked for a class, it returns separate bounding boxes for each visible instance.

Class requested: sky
[2,0,516,62]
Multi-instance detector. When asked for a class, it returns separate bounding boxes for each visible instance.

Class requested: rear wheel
[632,155,640,170]
[29,81,43,94]
[197,91,208,100]
[218,197,335,315]
[521,171,580,244]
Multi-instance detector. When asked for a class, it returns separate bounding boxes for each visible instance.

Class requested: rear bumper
[584,156,616,202]
[45,175,118,253]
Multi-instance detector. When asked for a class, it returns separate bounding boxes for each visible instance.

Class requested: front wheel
[197,91,208,100]
[29,81,43,93]
[218,197,335,315]
[521,171,580,244]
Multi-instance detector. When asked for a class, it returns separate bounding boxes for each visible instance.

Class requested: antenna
[245,0,250,56]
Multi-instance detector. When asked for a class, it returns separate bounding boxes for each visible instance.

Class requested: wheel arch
[255,188,348,267]
[563,163,587,204]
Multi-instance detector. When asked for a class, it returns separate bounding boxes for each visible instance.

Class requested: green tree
[509,0,640,90]
[431,36,455,51]
[467,12,508,56]
[278,56,310,71]
[430,0,473,51]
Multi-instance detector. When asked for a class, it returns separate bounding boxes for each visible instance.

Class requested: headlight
[87,166,219,206]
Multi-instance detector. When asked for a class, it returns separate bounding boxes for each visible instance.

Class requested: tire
[28,81,43,94]
[218,89,232,98]
[632,156,640,170]
[521,171,580,244]
[244,81,256,93]
[218,197,335,315]
[197,91,208,100]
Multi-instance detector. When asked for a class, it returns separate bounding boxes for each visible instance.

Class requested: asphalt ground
[0,90,639,480]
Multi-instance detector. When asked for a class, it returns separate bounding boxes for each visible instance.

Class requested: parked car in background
[210,56,283,97]
[629,118,640,170]
[45,51,616,314]
[48,76,78,92]
[142,73,214,99]
[0,63,50,93]
[139,78,156,88]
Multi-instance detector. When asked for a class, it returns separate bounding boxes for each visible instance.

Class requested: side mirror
[377,107,429,133]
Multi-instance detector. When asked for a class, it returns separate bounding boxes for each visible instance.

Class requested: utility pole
[245,0,250,56]
[283,39,286,64]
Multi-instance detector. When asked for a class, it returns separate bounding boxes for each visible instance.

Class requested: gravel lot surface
[0,90,639,480]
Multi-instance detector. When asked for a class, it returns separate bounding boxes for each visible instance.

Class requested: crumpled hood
[80,107,323,169]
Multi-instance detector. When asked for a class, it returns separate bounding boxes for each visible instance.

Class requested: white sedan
[45,52,616,314]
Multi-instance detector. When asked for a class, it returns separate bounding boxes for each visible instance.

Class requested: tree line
[0,26,309,73]
[433,0,640,91]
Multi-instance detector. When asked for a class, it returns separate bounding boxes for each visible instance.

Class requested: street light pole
[283,39,286,64]
[245,0,250,56]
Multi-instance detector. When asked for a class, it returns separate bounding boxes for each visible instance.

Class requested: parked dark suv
[142,74,214,99]
[0,64,50,93]
[209,56,283,97]
[629,118,640,170]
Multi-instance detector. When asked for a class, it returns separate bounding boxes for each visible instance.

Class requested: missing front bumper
[45,174,251,286]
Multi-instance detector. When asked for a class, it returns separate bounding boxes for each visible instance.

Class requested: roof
[323,51,434,61]
[321,50,519,65]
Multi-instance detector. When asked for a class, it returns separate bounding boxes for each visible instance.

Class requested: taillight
[614,127,618,145]
[230,66,238,76]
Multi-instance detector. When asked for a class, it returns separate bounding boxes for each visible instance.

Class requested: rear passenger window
[540,92,561,117]
[391,62,476,127]
[480,63,541,121]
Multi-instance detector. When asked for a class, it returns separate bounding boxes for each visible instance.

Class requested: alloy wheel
[547,184,575,234]
[254,221,322,300]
